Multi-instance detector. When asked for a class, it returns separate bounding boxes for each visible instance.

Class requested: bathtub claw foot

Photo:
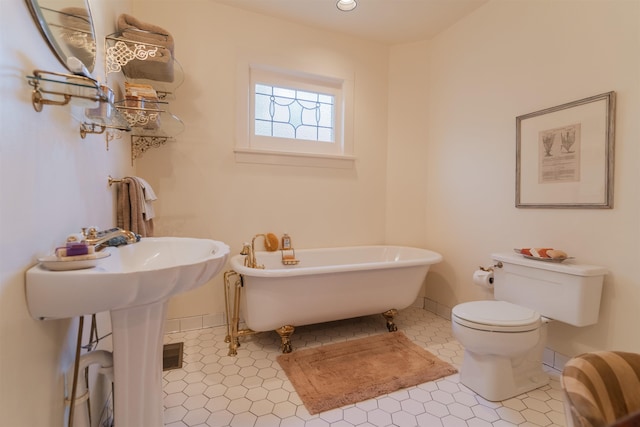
[382,309,398,332]
[276,325,295,353]
[227,337,240,356]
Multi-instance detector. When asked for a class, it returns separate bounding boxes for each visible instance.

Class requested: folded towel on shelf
[132,176,157,220]
[116,14,175,82]
[116,177,154,237]
[117,14,174,53]
[120,47,174,82]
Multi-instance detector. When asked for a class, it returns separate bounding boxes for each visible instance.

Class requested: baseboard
[423,297,452,320]
[543,347,570,371]
[164,312,226,333]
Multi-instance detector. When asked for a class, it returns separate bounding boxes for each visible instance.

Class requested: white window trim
[235,59,355,168]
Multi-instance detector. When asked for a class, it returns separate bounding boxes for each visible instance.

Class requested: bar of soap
[65,242,89,256]
[546,249,568,259]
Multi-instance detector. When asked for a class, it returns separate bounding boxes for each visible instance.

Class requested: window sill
[234,148,356,169]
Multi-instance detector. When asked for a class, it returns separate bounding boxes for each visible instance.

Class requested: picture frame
[516,91,616,208]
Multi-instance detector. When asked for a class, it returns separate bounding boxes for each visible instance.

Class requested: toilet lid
[452,301,541,332]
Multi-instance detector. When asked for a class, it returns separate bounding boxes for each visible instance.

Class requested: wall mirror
[25,0,97,74]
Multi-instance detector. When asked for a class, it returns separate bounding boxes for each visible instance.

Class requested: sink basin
[26,237,230,319]
[25,237,230,427]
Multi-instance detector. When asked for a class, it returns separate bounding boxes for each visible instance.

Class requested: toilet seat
[452,300,541,332]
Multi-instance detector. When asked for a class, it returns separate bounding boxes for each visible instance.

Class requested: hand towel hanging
[116,177,154,237]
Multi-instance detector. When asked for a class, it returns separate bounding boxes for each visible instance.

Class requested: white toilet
[451,252,607,402]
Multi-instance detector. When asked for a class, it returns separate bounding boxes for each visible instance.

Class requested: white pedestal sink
[25,237,230,427]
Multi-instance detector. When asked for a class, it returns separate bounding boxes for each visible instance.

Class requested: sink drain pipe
[66,349,114,427]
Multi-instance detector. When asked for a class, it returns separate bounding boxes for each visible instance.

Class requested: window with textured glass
[246,66,346,157]
[235,61,354,167]
[254,84,335,143]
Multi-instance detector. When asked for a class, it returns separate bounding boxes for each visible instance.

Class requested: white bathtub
[229,245,443,333]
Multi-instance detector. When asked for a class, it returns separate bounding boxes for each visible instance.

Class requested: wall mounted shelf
[26,70,131,138]
[104,29,185,162]
[114,101,185,163]
[105,32,184,99]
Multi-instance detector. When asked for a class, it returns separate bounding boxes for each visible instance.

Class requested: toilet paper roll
[473,270,494,288]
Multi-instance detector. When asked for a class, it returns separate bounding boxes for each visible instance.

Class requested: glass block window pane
[254,84,335,143]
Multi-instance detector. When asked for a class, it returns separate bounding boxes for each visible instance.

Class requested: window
[235,62,354,168]
[254,84,335,144]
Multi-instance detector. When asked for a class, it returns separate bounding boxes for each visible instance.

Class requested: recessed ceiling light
[336,0,357,12]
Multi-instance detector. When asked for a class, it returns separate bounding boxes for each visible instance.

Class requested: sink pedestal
[111,300,167,427]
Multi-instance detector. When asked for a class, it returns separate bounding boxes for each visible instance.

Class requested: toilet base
[459,349,549,401]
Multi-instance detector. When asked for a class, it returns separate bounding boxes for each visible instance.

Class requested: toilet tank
[491,252,607,327]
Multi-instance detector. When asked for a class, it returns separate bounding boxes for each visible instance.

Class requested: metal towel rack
[107,175,123,186]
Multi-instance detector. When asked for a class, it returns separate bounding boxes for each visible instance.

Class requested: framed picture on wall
[516,91,616,208]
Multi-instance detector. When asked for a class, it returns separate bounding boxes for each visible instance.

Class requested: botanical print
[538,123,581,184]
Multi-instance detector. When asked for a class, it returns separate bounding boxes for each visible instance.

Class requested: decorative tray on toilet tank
[513,248,574,262]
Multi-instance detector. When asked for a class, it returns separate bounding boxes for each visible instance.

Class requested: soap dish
[38,251,110,271]
[281,248,300,266]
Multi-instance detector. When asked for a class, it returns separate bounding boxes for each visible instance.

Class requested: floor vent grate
[162,342,183,371]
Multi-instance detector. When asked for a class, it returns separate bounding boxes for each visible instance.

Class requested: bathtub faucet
[240,242,256,268]
[240,234,267,269]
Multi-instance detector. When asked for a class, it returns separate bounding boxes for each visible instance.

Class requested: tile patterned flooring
[162,307,567,427]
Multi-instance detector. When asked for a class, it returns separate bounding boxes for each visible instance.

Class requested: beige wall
[0,1,133,425]
[388,0,640,356]
[386,40,431,248]
[132,1,391,320]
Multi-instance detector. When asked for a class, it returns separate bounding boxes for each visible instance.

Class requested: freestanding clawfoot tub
[225,245,442,354]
